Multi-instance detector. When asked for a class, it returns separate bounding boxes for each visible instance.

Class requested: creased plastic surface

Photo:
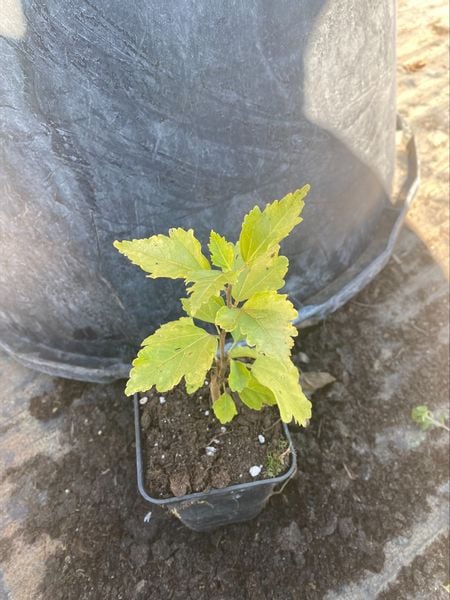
[0,1,404,382]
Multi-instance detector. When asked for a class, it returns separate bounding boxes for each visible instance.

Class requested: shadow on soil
[3,226,449,600]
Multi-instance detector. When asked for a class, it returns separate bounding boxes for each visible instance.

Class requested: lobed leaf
[228,359,251,392]
[216,291,298,358]
[213,392,238,424]
[251,355,312,425]
[125,317,217,395]
[114,228,210,279]
[208,231,235,271]
[227,345,258,360]
[182,295,224,324]
[238,371,277,410]
[186,270,230,314]
[239,186,309,263]
[215,306,240,332]
[232,253,289,301]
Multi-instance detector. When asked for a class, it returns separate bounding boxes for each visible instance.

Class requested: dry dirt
[0,1,449,599]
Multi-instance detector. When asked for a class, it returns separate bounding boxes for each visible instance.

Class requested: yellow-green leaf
[239,186,309,263]
[229,359,251,392]
[215,306,240,331]
[227,345,258,360]
[114,228,210,279]
[238,371,276,410]
[252,355,312,425]
[182,295,225,324]
[186,270,230,313]
[232,253,289,301]
[216,291,298,358]
[213,392,238,424]
[208,231,235,271]
[125,317,217,395]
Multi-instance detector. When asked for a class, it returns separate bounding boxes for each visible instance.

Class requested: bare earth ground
[0,1,449,598]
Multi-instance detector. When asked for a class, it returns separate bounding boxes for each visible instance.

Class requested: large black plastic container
[0,1,418,382]
[134,396,297,531]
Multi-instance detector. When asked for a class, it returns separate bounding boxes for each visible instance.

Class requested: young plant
[411,405,449,432]
[114,187,312,426]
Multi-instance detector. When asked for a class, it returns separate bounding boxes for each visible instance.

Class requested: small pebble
[258,434,266,444]
[143,511,152,523]
[220,426,227,433]
[206,446,218,457]
[154,442,158,447]
[161,454,165,459]
[159,396,166,405]
[204,410,210,416]
[97,430,102,435]
[298,352,310,363]
[139,396,148,405]
[204,380,209,385]
[64,489,70,494]
[249,465,262,478]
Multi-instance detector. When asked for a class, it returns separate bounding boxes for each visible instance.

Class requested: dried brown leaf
[300,371,336,394]
[402,60,426,73]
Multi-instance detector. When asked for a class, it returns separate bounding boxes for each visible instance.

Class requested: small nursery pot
[133,395,297,531]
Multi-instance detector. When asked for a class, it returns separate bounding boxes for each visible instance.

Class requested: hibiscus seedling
[114,187,312,426]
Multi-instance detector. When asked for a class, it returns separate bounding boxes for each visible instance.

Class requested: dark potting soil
[139,386,288,497]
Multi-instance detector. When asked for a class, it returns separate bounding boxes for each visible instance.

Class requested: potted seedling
[114,186,312,531]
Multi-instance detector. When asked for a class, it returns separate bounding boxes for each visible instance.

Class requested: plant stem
[209,372,220,404]
[429,417,450,432]
[225,284,233,308]
[210,327,229,407]
[217,329,228,381]
[210,285,233,407]
[219,329,226,369]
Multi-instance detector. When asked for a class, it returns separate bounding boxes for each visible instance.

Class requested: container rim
[133,394,297,506]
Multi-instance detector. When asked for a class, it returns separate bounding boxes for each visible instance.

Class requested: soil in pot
[138,385,290,498]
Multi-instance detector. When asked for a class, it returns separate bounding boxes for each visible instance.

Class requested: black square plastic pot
[133,395,297,531]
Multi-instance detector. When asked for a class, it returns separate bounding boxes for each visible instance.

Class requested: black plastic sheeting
[0,1,418,383]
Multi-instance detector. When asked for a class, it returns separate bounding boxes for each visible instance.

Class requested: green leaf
[238,372,276,410]
[252,355,312,425]
[411,405,433,430]
[213,392,238,424]
[182,295,225,324]
[215,306,240,331]
[125,317,217,395]
[229,359,251,392]
[239,186,309,263]
[216,291,298,358]
[232,253,289,302]
[230,325,245,344]
[114,228,210,279]
[186,270,230,313]
[208,231,235,271]
[227,345,258,359]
